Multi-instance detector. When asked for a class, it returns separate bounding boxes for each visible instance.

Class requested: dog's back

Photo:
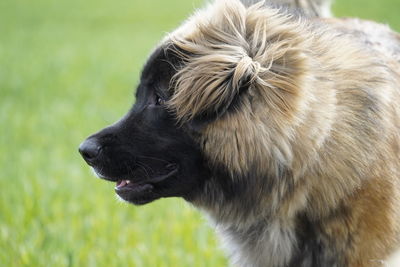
[240,0,332,17]
[325,18,400,62]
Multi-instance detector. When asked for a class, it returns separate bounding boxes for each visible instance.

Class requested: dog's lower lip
[113,167,179,202]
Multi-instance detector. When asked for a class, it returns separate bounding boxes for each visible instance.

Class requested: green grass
[1,0,399,266]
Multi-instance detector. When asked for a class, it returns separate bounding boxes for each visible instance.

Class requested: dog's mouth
[95,165,179,205]
[114,180,155,204]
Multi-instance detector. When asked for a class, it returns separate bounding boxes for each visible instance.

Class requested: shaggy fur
[79,0,400,266]
[167,1,400,266]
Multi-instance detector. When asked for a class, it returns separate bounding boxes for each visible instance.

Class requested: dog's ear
[166,0,264,130]
[165,0,309,132]
[168,51,262,131]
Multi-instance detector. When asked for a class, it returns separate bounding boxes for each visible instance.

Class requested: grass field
[1,0,399,266]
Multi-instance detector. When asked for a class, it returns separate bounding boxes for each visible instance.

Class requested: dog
[79,0,400,266]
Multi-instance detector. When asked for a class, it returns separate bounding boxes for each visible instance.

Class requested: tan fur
[163,0,400,266]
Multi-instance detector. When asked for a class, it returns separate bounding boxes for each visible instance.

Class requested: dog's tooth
[126,180,131,184]
[118,180,127,188]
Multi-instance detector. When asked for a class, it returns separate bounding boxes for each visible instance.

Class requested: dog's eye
[155,95,165,106]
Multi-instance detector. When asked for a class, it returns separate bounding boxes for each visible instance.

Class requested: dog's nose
[79,138,101,164]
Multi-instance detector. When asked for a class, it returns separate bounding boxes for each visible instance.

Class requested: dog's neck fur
[190,172,347,267]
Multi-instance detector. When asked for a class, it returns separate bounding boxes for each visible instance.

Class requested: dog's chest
[214,219,343,267]
[215,220,297,267]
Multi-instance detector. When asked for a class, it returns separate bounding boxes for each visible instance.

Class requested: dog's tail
[240,0,332,17]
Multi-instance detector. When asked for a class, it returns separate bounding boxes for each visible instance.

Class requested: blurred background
[1,0,399,266]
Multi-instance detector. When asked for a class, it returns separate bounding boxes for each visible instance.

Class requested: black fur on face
[79,46,210,205]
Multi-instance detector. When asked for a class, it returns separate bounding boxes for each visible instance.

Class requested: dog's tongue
[116,180,130,189]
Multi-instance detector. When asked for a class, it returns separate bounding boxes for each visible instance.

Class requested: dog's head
[79,0,309,207]
[78,46,209,205]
